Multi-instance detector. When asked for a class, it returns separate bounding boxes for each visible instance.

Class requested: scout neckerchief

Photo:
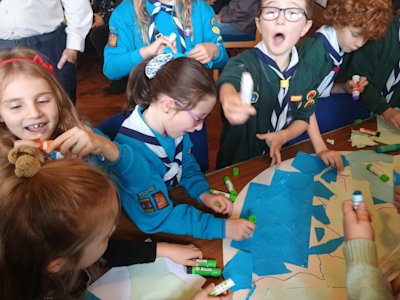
[119,105,183,187]
[382,25,400,102]
[147,0,187,52]
[251,42,299,132]
[314,25,344,98]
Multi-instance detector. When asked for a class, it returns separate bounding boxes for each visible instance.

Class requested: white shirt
[0,0,93,51]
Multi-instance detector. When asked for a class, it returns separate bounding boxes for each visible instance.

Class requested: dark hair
[257,0,314,19]
[125,56,216,112]
[324,0,392,40]
[0,159,118,300]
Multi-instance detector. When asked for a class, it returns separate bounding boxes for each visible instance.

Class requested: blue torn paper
[309,236,344,255]
[222,251,253,291]
[314,181,334,200]
[312,205,330,225]
[315,228,325,242]
[321,168,337,183]
[231,170,314,276]
[342,155,350,167]
[291,152,327,175]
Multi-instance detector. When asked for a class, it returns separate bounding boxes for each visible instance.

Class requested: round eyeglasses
[260,6,308,22]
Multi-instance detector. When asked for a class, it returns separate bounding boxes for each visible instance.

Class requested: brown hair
[0,159,118,300]
[257,0,314,19]
[324,0,392,40]
[125,56,216,112]
[133,0,193,44]
[0,49,82,156]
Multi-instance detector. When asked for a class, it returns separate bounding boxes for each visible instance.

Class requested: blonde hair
[0,49,82,156]
[133,0,193,43]
[0,159,118,300]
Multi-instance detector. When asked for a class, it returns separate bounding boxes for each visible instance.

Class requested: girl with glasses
[111,55,255,241]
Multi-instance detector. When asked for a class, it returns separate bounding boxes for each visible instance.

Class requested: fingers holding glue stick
[192,282,233,299]
[342,200,374,242]
[345,75,368,99]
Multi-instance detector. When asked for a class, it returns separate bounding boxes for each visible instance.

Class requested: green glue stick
[186,266,221,277]
[196,259,216,268]
[366,163,389,182]
[375,144,400,153]
[209,278,235,296]
[248,215,257,224]
[210,188,237,202]
[224,176,237,196]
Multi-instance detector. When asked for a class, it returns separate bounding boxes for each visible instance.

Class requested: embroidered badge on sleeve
[108,33,118,47]
[152,191,169,210]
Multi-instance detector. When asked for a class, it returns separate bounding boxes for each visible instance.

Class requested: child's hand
[47,126,119,161]
[140,36,177,58]
[342,200,374,242]
[187,43,218,64]
[156,243,203,266]
[317,148,344,171]
[256,131,286,168]
[192,283,233,300]
[345,76,368,94]
[394,185,400,214]
[201,193,232,215]
[220,84,256,125]
[382,107,400,131]
[226,218,255,241]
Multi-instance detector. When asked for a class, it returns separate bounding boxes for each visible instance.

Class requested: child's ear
[47,257,66,273]
[160,96,175,113]
[300,20,313,37]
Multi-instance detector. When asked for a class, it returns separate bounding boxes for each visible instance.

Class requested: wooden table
[112,117,384,285]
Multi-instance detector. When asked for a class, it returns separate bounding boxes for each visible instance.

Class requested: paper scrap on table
[350,130,378,148]
[88,267,131,300]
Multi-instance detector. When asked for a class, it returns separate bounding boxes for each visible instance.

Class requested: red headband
[0,55,54,74]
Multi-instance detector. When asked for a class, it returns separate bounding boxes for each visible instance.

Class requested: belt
[0,24,65,49]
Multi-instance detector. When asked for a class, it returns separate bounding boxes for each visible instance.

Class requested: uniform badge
[304,90,317,107]
[217,36,223,42]
[212,26,220,35]
[297,102,303,109]
[211,17,217,26]
[183,26,191,37]
[304,99,315,107]
[152,191,169,210]
[280,79,289,89]
[251,91,259,104]
[139,198,155,212]
[290,95,302,102]
[108,33,118,47]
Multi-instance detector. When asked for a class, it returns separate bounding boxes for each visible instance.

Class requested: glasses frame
[260,6,308,22]
[173,99,204,125]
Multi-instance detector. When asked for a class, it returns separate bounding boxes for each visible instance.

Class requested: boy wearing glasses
[216,0,317,169]
[298,0,392,171]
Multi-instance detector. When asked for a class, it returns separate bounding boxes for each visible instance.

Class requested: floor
[76,45,222,172]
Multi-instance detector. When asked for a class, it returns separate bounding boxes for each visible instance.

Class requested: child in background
[0,158,230,300]
[112,55,255,240]
[0,48,118,164]
[299,0,392,171]
[342,186,400,299]
[103,0,228,80]
[344,14,400,131]
[216,0,317,168]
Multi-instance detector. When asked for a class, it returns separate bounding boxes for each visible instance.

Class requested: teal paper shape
[309,236,344,254]
[321,168,337,183]
[315,228,325,242]
[312,205,330,224]
[223,252,253,291]
[291,152,327,175]
[314,181,334,200]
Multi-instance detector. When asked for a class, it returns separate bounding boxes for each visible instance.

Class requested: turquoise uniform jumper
[104,0,228,80]
[110,107,225,239]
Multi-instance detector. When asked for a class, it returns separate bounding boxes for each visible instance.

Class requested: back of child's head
[0,49,81,143]
[0,158,118,300]
[126,56,216,111]
[257,0,314,20]
[134,0,193,43]
[324,0,392,40]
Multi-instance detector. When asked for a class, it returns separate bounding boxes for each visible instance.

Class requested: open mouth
[25,122,48,132]
[273,33,285,46]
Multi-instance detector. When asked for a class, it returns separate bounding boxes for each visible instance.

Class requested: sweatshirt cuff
[344,239,377,266]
